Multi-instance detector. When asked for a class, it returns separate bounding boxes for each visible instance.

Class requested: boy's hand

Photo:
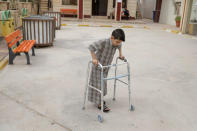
[92,59,98,65]
[119,56,125,60]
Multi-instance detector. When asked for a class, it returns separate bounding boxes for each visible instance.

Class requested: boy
[88,29,125,112]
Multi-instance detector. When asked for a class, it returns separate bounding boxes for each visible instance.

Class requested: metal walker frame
[82,57,134,123]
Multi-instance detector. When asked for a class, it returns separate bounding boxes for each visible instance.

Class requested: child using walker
[88,29,125,112]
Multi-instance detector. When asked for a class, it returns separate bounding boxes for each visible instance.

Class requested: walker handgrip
[90,61,103,69]
[98,63,103,68]
[118,57,127,62]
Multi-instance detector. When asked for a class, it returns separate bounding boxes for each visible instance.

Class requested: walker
[82,57,134,123]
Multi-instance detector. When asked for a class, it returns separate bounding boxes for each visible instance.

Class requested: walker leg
[98,69,104,123]
[130,104,135,111]
[82,62,91,110]
[113,59,118,101]
[127,63,134,111]
[82,85,88,110]
[113,81,116,101]
[98,115,103,123]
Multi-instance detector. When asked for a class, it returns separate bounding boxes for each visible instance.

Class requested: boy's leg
[88,68,110,112]
[97,71,110,112]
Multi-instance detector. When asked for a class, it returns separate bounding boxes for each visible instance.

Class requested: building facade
[139,0,183,25]
[52,0,137,19]
[140,0,197,35]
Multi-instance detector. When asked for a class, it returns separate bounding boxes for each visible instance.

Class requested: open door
[92,0,108,16]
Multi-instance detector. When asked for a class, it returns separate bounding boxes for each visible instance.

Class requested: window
[62,0,77,5]
[113,0,127,8]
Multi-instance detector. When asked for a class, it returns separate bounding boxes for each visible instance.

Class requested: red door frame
[116,2,122,21]
[79,0,83,19]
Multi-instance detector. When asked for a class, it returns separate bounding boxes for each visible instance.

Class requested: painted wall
[0,1,9,11]
[127,0,137,17]
[84,0,91,16]
[140,0,156,19]
[159,0,183,25]
[53,0,77,12]
[107,0,113,17]
[53,0,92,16]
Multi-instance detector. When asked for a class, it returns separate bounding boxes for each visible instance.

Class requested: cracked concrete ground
[0,25,197,131]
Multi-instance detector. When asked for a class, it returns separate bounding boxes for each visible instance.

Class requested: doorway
[92,0,108,16]
[153,0,162,22]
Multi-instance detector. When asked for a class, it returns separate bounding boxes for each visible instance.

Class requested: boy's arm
[88,40,104,65]
[90,51,98,65]
[118,47,124,60]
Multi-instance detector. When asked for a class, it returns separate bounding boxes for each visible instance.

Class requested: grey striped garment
[88,38,121,105]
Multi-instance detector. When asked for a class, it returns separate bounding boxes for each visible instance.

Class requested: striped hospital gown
[88,38,121,105]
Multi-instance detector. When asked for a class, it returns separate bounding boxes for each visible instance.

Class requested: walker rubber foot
[98,115,103,123]
[130,105,135,111]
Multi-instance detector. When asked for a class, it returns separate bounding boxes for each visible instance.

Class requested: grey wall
[159,0,183,25]
[141,0,156,19]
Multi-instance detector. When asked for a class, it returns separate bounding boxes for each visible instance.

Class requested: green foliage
[175,16,181,21]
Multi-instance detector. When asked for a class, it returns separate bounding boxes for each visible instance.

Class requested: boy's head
[111,29,125,46]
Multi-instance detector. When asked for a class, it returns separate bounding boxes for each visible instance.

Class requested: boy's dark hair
[112,29,125,42]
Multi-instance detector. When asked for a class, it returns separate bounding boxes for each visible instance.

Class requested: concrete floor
[0,25,197,131]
